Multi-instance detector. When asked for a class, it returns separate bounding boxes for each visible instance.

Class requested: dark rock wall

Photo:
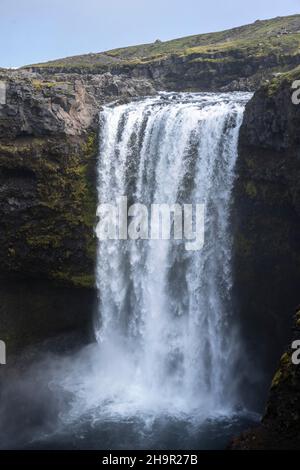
[233,76,300,415]
[0,71,155,349]
[230,309,300,449]
[111,53,300,92]
[0,280,96,352]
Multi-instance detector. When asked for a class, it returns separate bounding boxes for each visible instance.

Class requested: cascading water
[0,92,259,451]
[95,92,252,418]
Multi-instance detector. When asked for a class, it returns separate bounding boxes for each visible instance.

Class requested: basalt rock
[0,70,155,349]
[232,69,300,437]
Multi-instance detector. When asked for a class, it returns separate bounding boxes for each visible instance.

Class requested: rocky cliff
[232,68,300,446]
[0,70,155,350]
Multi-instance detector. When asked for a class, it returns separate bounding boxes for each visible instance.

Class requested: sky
[1,0,300,68]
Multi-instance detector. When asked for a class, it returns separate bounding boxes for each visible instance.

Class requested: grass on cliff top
[25,14,300,70]
[263,64,300,95]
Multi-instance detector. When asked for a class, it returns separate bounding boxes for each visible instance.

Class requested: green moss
[245,156,257,170]
[85,133,97,154]
[50,271,95,288]
[8,248,16,257]
[245,181,258,199]
[190,57,232,64]
[264,64,300,96]
[0,131,98,289]
[271,352,295,388]
[26,234,62,249]
[31,79,58,90]
[272,369,283,388]
[0,138,46,154]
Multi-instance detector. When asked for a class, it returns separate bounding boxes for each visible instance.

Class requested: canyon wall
[0,70,154,350]
[1,66,300,443]
[232,70,300,446]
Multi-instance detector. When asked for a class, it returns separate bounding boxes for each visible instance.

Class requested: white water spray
[93,92,251,418]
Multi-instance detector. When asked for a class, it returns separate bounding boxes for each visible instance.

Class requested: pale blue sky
[1,0,300,68]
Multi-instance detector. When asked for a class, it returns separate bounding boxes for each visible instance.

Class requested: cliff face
[234,71,300,392]
[0,70,155,349]
[230,310,300,449]
[232,71,300,445]
[29,52,300,93]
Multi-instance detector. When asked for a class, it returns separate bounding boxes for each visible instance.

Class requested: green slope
[26,14,300,70]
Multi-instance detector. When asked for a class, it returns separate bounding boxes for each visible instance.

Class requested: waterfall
[95,92,251,417]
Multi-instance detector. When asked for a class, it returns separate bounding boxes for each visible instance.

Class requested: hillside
[22,15,300,91]
[26,15,300,68]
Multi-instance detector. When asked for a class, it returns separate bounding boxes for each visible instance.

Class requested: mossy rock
[0,132,98,289]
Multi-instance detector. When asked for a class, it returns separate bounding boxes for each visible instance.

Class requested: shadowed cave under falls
[0,92,261,450]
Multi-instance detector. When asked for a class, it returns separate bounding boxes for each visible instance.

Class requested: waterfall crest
[95,92,251,416]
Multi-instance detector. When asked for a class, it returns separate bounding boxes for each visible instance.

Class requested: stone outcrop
[0,70,155,349]
[28,52,300,93]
